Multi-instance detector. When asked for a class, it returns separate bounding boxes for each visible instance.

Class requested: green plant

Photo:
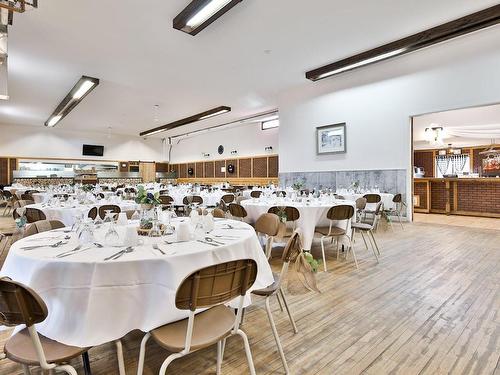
[304,252,321,273]
[81,184,94,192]
[135,186,161,206]
[291,179,305,191]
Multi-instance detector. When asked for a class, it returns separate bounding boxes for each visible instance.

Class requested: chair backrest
[159,190,169,195]
[255,213,280,237]
[98,204,121,219]
[355,197,367,210]
[221,194,235,204]
[212,208,226,218]
[94,193,105,199]
[273,190,287,197]
[3,190,12,199]
[363,194,381,204]
[326,205,355,221]
[20,193,33,201]
[159,195,174,205]
[267,206,300,222]
[25,208,46,223]
[250,190,262,198]
[334,194,345,200]
[393,193,402,203]
[0,278,48,327]
[281,230,302,263]
[183,195,203,205]
[24,220,65,238]
[175,259,257,311]
[228,203,247,218]
[88,207,98,220]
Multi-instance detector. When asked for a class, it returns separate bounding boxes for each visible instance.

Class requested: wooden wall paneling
[414,151,435,178]
[204,161,215,178]
[170,164,179,177]
[215,160,226,178]
[268,155,279,178]
[252,157,268,178]
[195,162,204,178]
[155,162,169,173]
[119,162,129,172]
[186,162,195,178]
[179,163,188,179]
[139,162,156,182]
[0,158,8,186]
[8,158,16,185]
[238,158,252,178]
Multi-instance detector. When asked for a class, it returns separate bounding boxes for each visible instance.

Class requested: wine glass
[103,210,115,224]
[104,219,120,246]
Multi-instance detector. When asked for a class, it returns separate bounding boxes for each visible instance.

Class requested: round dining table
[24,200,139,226]
[241,198,356,250]
[0,218,274,347]
[340,192,395,210]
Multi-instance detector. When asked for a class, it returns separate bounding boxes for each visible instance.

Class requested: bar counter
[414,177,500,218]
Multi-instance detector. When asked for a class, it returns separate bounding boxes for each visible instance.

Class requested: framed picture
[316,123,346,154]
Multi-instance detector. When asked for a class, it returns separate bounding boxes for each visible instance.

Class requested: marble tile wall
[279,169,406,197]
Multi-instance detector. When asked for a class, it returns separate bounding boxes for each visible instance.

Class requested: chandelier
[0,0,38,26]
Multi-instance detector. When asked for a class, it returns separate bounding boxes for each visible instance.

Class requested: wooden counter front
[414,178,500,218]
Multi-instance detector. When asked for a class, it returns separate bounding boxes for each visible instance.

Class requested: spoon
[204,237,225,245]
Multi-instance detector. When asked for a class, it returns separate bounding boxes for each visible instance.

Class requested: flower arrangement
[135,186,161,206]
[291,178,305,191]
[81,184,94,192]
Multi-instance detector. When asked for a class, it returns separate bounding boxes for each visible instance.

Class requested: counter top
[414,177,500,182]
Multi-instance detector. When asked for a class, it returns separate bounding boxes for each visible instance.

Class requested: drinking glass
[104,220,120,246]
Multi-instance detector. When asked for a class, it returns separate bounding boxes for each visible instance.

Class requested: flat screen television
[82,144,104,157]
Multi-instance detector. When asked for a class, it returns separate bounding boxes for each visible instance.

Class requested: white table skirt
[241,199,356,250]
[0,219,274,347]
[167,190,226,207]
[341,193,395,210]
[25,201,139,226]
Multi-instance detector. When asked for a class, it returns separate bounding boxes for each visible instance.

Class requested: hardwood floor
[0,218,499,374]
[414,213,500,231]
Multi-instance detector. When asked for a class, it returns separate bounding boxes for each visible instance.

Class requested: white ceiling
[0,0,498,137]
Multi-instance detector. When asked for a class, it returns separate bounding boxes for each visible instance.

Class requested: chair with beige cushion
[12,200,35,220]
[221,194,235,204]
[251,231,301,374]
[137,259,259,375]
[0,277,126,375]
[314,204,355,272]
[2,190,15,216]
[98,205,121,220]
[24,220,65,238]
[254,213,280,258]
[228,203,248,221]
[351,201,382,267]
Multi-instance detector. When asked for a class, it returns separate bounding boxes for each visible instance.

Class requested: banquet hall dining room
[1,1,500,375]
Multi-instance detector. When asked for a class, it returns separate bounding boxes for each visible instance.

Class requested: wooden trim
[171,153,278,164]
[306,5,500,81]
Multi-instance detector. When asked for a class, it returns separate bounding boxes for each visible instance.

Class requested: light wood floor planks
[0,217,499,375]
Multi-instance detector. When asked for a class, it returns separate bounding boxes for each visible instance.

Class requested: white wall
[0,123,164,161]
[278,26,500,174]
[169,121,278,163]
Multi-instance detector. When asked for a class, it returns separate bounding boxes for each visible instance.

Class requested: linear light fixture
[45,75,99,127]
[140,106,231,137]
[173,0,242,36]
[306,4,500,81]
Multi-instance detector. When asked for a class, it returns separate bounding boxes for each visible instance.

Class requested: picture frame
[316,123,346,154]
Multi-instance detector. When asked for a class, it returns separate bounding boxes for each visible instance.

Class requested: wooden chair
[159,195,174,210]
[228,203,247,221]
[212,208,226,219]
[314,204,355,272]
[250,190,262,199]
[254,213,280,258]
[25,208,46,224]
[351,201,383,267]
[12,200,35,220]
[2,190,14,216]
[98,205,121,220]
[384,193,406,230]
[136,259,259,375]
[355,197,367,221]
[21,193,34,201]
[24,220,65,238]
[252,231,301,374]
[268,206,300,239]
[88,207,98,220]
[362,193,381,220]
[221,194,235,204]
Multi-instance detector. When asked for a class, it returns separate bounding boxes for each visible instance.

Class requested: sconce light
[202,152,210,158]
[230,150,238,155]
[265,146,273,153]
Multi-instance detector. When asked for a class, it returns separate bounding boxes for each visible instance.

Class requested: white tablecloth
[0,219,273,347]
[167,190,226,207]
[32,191,115,204]
[341,193,395,210]
[25,201,139,226]
[241,198,356,250]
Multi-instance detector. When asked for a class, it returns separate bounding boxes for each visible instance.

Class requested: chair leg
[279,288,298,334]
[55,365,78,375]
[216,340,223,375]
[265,297,289,374]
[159,353,184,375]
[320,236,327,272]
[360,230,369,250]
[115,340,126,375]
[235,330,256,375]
[366,231,379,263]
[137,333,151,375]
[22,365,31,375]
[276,292,284,312]
[369,230,381,255]
[82,351,92,375]
[397,211,404,230]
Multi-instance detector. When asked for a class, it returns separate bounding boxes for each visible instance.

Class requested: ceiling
[0,0,498,137]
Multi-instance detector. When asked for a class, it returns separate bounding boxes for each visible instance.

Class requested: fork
[22,241,66,250]
[152,243,166,255]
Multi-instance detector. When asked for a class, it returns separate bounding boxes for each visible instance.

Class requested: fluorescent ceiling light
[262,118,279,130]
[186,0,232,29]
[73,80,95,99]
[47,115,62,127]
[140,105,231,137]
[173,0,242,36]
[317,48,407,79]
[44,75,99,127]
[198,108,230,120]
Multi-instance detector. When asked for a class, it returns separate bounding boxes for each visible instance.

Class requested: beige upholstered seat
[212,208,226,218]
[25,207,46,223]
[98,205,121,220]
[314,226,346,236]
[250,190,262,198]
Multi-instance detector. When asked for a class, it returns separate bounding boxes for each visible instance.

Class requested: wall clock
[218,145,224,155]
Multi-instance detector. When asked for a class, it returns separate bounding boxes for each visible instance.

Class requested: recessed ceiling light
[44,75,99,127]
[173,0,242,36]
[140,106,231,137]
